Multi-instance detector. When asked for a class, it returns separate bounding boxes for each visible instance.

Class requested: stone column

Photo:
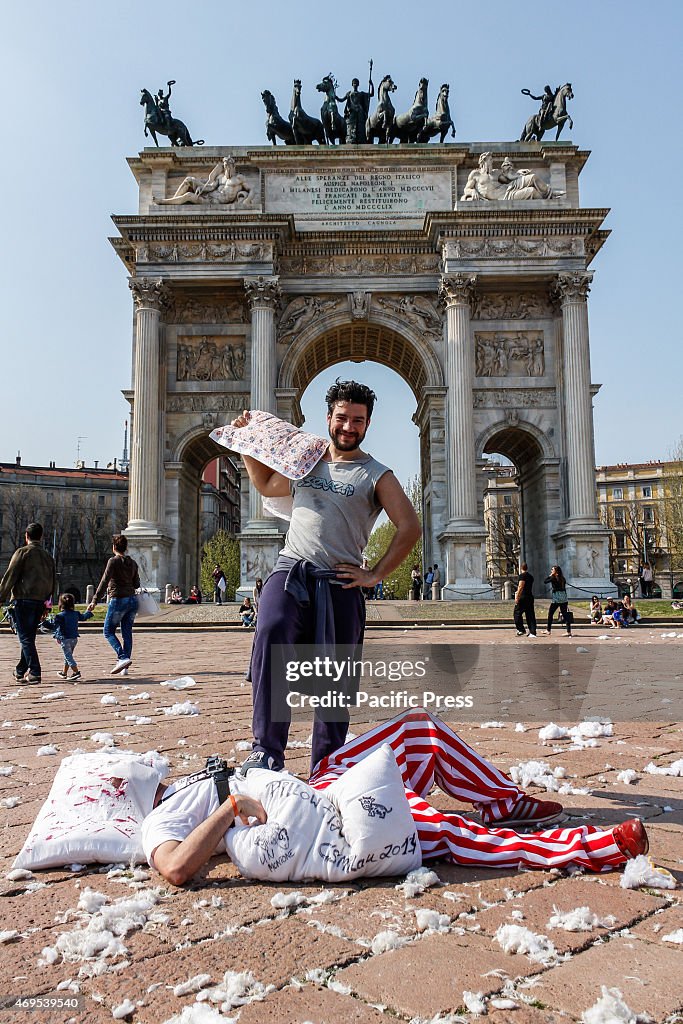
[439,274,478,525]
[554,272,597,523]
[244,276,281,523]
[437,275,492,600]
[127,277,168,529]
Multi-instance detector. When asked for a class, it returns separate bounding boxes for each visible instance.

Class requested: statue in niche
[156,157,254,207]
[461,152,563,202]
[176,337,246,381]
[581,546,601,577]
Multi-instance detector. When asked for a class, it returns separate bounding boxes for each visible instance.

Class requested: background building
[200,455,241,543]
[596,461,683,599]
[0,458,129,601]
[483,462,520,588]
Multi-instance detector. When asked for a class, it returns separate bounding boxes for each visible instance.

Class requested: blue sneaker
[239,750,282,775]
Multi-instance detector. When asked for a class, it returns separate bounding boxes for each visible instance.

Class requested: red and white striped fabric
[308,710,624,873]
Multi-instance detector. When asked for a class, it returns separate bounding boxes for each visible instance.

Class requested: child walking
[54,593,92,680]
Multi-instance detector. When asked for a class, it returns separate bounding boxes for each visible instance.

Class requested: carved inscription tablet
[265,169,451,230]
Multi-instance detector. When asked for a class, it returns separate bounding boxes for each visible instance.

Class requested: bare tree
[484,505,520,582]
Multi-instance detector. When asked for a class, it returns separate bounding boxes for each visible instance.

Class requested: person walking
[212,564,226,605]
[230,379,420,773]
[53,593,92,680]
[640,562,654,599]
[252,577,263,620]
[0,522,56,683]
[513,561,537,637]
[88,535,140,675]
[544,565,572,636]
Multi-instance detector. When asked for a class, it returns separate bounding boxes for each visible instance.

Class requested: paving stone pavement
[0,626,681,1023]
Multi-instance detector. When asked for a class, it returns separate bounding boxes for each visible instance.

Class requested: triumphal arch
[111,140,613,599]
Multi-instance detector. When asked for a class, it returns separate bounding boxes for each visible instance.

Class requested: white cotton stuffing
[571,720,613,739]
[100,695,118,705]
[161,676,196,690]
[125,715,153,725]
[0,796,21,808]
[494,924,557,964]
[662,929,683,943]
[0,765,13,775]
[462,990,487,1014]
[581,985,641,1023]
[128,692,151,702]
[480,721,506,729]
[0,930,19,942]
[514,723,527,732]
[576,646,589,653]
[395,867,440,897]
[490,997,518,1009]
[162,1005,235,1024]
[643,758,683,776]
[77,888,108,914]
[616,770,638,785]
[172,974,213,996]
[6,868,33,881]
[539,723,569,742]
[91,732,116,746]
[270,891,305,910]
[620,855,676,890]
[41,691,66,701]
[112,999,136,1019]
[163,702,200,716]
[547,906,616,932]
[415,909,451,932]
[195,969,271,1011]
[235,741,251,751]
[36,744,59,756]
[509,760,566,791]
[370,930,408,954]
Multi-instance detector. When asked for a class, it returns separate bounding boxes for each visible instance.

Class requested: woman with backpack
[544,565,573,636]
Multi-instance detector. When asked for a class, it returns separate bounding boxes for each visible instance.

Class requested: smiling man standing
[232,379,420,774]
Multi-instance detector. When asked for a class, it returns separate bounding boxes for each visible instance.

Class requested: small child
[53,593,92,680]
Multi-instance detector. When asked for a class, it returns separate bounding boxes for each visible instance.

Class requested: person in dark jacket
[88,535,140,675]
[513,562,537,637]
[0,522,56,683]
[53,592,92,680]
[544,565,572,636]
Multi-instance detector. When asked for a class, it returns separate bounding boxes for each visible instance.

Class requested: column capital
[244,276,281,312]
[552,271,593,306]
[438,274,477,310]
[128,277,170,313]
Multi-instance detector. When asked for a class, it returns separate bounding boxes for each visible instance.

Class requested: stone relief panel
[279,252,439,276]
[167,394,249,413]
[473,389,555,409]
[473,292,552,320]
[140,242,271,264]
[176,336,246,381]
[278,296,343,343]
[443,237,582,260]
[475,332,545,377]
[167,295,246,324]
[374,294,442,340]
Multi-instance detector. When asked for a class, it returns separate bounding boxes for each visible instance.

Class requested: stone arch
[475,419,560,581]
[278,310,444,397]
[171,424,225,469]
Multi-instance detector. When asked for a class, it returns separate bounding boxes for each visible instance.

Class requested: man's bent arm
[0,549,23,604]
[241,454,292,498]
[152,794,267,887]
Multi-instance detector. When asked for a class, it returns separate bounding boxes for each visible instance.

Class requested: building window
[612,487,623,500]
[503,494,513,506]
[613,507,625,526]
[72,493,79,506]
[504,514,514,530]
[643,506,654,524]
[642,485,652,498]
[98,494,106,506]
[96,516,103,529]
[615,532,626,552]
[46,492,54,504]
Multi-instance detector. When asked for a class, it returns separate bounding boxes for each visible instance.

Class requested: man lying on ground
[142,709,648,887]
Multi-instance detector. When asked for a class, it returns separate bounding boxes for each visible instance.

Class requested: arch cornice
[475,417,557,463]
[278,306,444,397]
[171,424,225,470]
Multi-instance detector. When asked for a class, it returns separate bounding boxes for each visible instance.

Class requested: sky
[1,0,681,482]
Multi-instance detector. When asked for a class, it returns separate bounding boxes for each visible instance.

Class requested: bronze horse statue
[140,89,203,147]
[289,79,326,145]
[316,75,346,145]
[261,90,295,144]
[389,77,429,144]
[366,74,397,144]
[520,83,574,142]
[418,83,455,143]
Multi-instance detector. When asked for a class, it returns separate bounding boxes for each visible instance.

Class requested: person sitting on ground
[621,593,641,625]
[184,585,202,605]
[589,595,603,623]
[142,708,649,887]
[601,598,619,627]
[239,596,255,628]
[169,585,183,604]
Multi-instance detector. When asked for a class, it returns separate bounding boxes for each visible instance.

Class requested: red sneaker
[613,818,649,859]
[498,796,564,827]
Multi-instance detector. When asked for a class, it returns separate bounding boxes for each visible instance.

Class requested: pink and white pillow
[210,411,327,480]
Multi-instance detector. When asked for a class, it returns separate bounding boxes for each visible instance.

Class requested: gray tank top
[280,454,390,570]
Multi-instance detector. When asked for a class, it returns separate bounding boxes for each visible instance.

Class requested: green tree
[364,475,422,599]
[200,531,240,600]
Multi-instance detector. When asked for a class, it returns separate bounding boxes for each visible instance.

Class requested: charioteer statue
[520,83,574,142]
[139,79,204,147]
[335,60,375,144]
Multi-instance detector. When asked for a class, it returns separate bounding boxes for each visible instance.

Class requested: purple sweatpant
[249,569,366,771]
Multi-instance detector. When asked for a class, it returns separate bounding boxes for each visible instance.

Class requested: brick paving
[0,625,681,1023]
